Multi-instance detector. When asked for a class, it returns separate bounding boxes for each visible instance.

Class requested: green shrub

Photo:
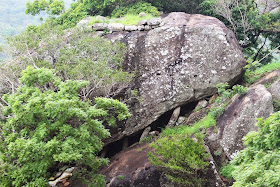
[220,164,234,182]
[0,66,130,187]
[145,0,203,13]
[244,60,280,85]
[273,99,280,111]
[226,112,280,186]
[2,23,132,98]
[111,1,160,17]
[148,135,209,186]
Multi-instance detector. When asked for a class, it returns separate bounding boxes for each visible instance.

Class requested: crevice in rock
[100,101,199,159]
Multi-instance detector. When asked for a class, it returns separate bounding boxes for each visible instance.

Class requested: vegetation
[111,1,160,17]
[113,14,156,25]
[0,66,130,186]
[148,135,209,186]
[200,0,280,63]
[244,60,280,84]
[146,0,204,14]
[148,83,248,186]
[223,112,280,186]
[88,14,156,26]
[1,23,132,99]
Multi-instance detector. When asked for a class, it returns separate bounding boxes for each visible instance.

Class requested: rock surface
[100,143,170,187]
[99,142,225,187]
[104,12,246,145]
[206,84,274,163]
[268,79,280,100]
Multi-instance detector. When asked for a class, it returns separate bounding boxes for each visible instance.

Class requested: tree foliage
[0,66,130,186]
[226,112,280,186]
[26,0,65,16]
[200,0,280,62]
[1,22,132,99]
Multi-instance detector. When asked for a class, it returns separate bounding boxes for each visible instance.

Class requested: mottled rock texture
[206,84,274,164]
[268,79,280,100]
[105,12,246,145]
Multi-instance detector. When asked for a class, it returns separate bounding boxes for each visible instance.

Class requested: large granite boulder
[205,84,274,164]
[104,12,246,145]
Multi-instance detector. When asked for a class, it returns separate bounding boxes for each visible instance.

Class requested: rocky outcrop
[268,79,280,100]
[100,143,170,187]
[99,142,225,187]
[252,70,280,86]
[206,84,274,164]
[104,12,246,145]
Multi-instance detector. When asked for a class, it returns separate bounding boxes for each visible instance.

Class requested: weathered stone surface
[104,12,246,145]
[139,12,146,17]
[108,23,125,32]
[195,100,208,111]
[252,70,280,86]
[147,18,162,26]
[268,79,280,100]
[138,19,147,25]
[167,107,181,128]
[96,15,107,22]
[138,25,145,31]
[77,17,91,28]
[185,108,208,125]
[206,84,274,163]
[99,142,225,187]
[125,25,138,31]
[91,23,108,31]
[144,25,151,31]
[139,127,151,142]
[100,143,171,187]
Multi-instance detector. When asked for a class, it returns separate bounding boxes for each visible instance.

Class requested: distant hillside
[0,0,72,43]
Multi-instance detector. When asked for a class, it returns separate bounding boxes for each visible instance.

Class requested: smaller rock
[77,17,91,28]
[252,70,280,86]
[194,100,208,111]
[108,23,125,32]
[91,23,108,31]
[209,94,218,104]
[147,18,162,26]
[139,12,146,17]
[96,15,107,22]
[139,127,151,142]
[144,25,151,31]
[268,79,280,100]
[49,167,75,187]
[177,116,185,125]
[138,25,145,31]
[138,19,147,26]
[186,108,207,125]
[167,107,181,128]
[125,25,138,31]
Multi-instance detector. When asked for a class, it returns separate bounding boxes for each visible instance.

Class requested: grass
[245,60,280,84]
[88,14,157,26]
[161,113,216,137]
[112,14,156,25]
[88,16,109,25]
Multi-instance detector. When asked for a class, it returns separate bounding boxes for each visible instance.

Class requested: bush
[0,67,130,186]
[111,1,160,17]
[226,112,280,186]
[148,135,209,186]
[145,0,203,13]
[1,23,132,99]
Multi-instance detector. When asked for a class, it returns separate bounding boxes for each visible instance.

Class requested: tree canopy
[0,66,130,186]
